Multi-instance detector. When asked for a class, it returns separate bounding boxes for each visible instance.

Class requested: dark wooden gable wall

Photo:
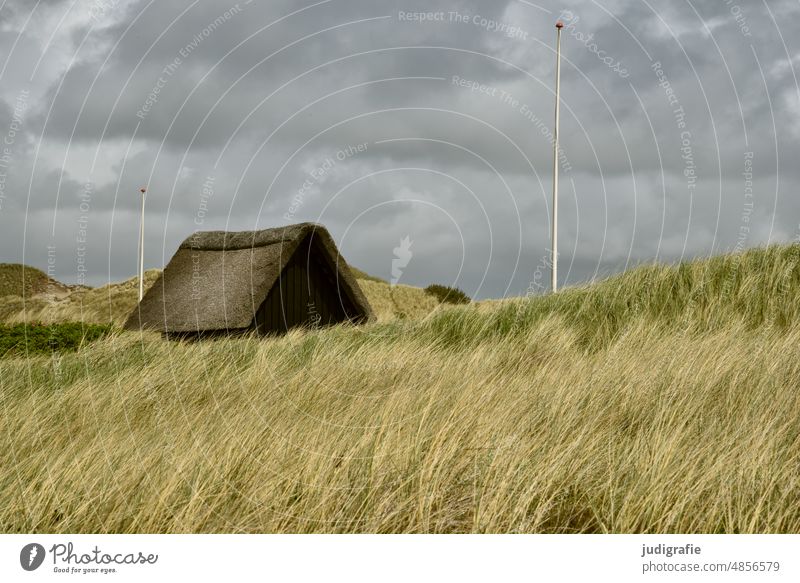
[253,234,362,334]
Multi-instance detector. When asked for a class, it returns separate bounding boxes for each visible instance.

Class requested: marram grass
[1,245,800,533]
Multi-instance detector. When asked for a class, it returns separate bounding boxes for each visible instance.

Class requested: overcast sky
[0,0,798,298]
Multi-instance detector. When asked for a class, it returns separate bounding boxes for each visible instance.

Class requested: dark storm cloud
[0,0,798,297]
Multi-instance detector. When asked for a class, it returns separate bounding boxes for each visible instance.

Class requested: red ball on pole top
[555,21,564,29]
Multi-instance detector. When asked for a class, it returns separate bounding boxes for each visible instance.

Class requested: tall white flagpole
[138,187,146,301]
[551,20,563,294]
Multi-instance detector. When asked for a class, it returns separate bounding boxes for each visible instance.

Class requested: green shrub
[424,284,471,305]
[0,322,113,357]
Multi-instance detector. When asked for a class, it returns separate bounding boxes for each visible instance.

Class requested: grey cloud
[0,0,798,297]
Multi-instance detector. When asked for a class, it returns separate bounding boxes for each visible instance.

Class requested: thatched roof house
[124,222,374,335]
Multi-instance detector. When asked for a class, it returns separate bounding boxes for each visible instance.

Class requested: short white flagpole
[551,20,564,294]
[138,187,146,301]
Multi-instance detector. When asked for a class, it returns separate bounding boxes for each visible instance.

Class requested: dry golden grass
[1,245,799,533]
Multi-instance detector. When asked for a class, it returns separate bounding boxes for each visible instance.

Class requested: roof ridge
[179,222,326,251]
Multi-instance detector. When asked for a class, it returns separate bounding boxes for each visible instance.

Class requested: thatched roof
[124,222,373,333]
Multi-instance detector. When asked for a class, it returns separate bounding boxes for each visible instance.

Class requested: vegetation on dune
[0,322,113,357]
[1,245,800,533]
[0,263,66,298]
[358,279,441,322]
[517,243,800,349]
[348,266,386,283]
[0,267,422,325]
[0,269,161,325]
[424,284,471,305]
